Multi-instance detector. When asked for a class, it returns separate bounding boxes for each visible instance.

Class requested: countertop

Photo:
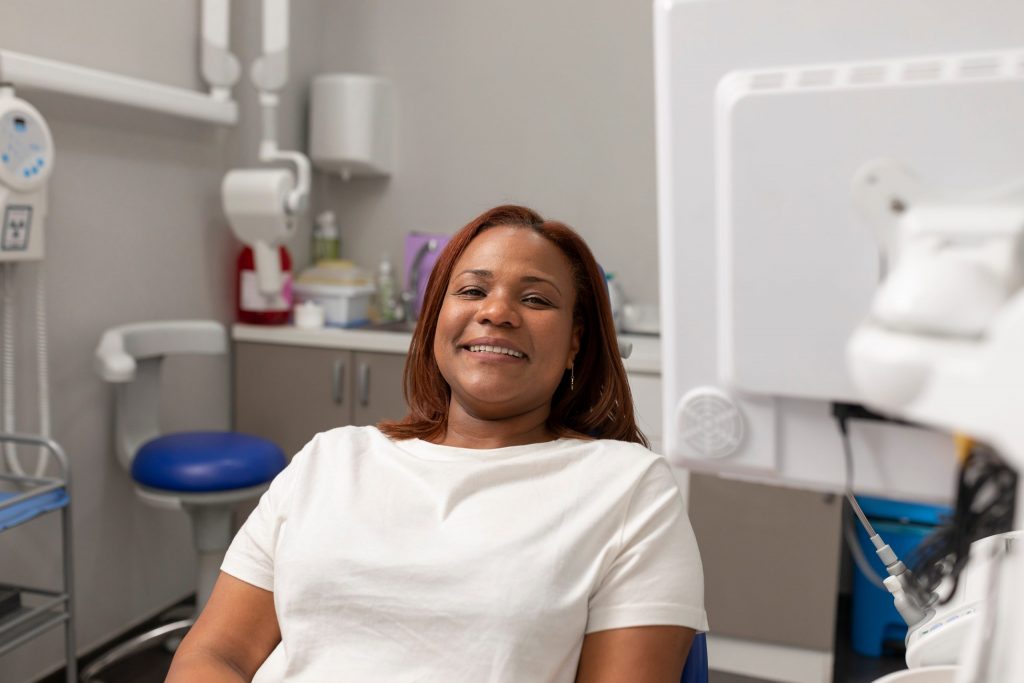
[232,324,662,374]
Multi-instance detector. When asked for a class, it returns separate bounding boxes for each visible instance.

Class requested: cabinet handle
[332,359,345,405]
[359,362,370,407]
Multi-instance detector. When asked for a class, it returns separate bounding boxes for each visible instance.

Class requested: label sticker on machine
[240,271,293,311]
[2,205,31,251]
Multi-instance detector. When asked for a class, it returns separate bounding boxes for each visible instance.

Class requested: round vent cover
[676,387,745,459]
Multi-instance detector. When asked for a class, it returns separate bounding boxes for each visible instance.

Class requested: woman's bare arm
[575,625,695,683]
[165,572,280,682]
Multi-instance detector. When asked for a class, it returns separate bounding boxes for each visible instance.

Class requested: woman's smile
[460,336,529,361]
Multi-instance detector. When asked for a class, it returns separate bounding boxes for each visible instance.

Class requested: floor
[41,597,909,683]
[708,597,908,683]
[38,600,185,683]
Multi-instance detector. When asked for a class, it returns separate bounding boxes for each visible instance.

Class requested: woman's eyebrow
[454,270,561,294]
[521,275,561,294]
[454,269,493,279]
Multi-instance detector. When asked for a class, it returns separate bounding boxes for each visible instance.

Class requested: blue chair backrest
[681,632,708,683]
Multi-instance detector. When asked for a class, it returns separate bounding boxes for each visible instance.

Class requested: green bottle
[312,211,340,263]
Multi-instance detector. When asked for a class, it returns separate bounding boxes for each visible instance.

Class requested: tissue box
[293,282,375,328]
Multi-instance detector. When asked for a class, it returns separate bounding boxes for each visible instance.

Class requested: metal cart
[0,433,76,683]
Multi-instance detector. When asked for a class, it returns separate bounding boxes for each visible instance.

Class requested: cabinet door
[688,473,842,650]
[351,351,409,426]
[234,342,352,457]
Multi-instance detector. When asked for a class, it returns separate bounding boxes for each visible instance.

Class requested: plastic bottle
[605,272,625,332]
[236,245,293,325]
[312,210,340,263]
[376,254,398,322]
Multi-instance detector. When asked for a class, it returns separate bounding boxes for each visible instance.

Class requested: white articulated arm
[95,321,227,470]
[249,0,310,217]
[250,0,289,93]
[201,0,241,99]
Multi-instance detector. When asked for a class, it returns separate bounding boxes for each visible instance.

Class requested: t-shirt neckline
[396,436,577,463]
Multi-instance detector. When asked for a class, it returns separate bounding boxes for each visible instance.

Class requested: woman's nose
[476,293,519,327]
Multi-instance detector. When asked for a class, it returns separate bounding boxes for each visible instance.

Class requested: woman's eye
[523,295,552,307]
[456,287,485,297]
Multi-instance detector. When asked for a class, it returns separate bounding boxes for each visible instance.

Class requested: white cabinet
[627,371,663,455]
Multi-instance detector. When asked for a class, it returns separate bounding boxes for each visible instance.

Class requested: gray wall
[0,2,323,681]
[315,0,661,307]
[0,1,660,680]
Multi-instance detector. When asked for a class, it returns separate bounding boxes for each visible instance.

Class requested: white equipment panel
[655,0,1024,497]
[718,52,1024,401]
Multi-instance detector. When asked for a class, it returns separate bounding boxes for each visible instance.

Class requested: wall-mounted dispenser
[309,74,394,181]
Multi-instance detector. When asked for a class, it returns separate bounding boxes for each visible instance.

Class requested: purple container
[404,232,451,318]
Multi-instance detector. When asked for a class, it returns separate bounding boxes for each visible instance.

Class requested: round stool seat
[131,431,287,493]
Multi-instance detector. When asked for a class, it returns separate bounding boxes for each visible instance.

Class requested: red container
[236,246,293,325]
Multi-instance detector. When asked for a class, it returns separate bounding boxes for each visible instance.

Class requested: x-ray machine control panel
[0,90,54,262]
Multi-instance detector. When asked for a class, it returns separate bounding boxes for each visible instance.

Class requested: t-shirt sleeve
[586,457,709,634]
[220,436,314,592]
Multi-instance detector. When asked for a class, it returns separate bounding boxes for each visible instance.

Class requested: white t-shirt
[222,425,707,682]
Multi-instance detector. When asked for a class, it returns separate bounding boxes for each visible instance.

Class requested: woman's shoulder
[313,424,390,446]
[560,437,672,480]
[575,436,662,461]
[290,425,392,465]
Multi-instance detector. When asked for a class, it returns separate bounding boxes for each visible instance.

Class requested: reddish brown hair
[378,205,648,447]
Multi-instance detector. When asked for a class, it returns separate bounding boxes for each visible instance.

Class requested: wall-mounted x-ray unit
[655,0,1024,500]
[0,0,240,124]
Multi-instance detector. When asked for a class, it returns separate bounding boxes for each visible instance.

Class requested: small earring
[570,364,575,392]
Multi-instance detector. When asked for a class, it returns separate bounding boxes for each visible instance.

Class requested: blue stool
[682,632,709,683]
[87,320,287,682]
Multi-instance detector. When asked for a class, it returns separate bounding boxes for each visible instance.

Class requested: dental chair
[681,632,708,683]
[85,320,286,682]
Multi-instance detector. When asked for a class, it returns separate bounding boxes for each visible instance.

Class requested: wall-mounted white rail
[0,50,238,125]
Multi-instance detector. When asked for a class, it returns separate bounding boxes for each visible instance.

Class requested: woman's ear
[567,322,582,369]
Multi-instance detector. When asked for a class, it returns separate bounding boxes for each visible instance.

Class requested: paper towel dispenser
[309,73,394,180]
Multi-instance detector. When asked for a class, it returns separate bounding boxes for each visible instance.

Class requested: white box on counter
[293,282,375,328]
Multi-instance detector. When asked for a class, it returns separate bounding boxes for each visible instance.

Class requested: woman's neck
[437,402,557,449]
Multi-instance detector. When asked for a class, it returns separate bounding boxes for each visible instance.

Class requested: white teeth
[468,344,524,358]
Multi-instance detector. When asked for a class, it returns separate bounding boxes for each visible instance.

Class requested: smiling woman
[384,204,648,447]
[166,205,707,683]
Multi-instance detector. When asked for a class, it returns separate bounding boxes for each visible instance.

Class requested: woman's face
[433,226,581,422]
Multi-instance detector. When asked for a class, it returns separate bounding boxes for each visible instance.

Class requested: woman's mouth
[464,344,527,360]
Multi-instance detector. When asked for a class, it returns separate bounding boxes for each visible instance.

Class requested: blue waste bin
[850,496,950,657]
